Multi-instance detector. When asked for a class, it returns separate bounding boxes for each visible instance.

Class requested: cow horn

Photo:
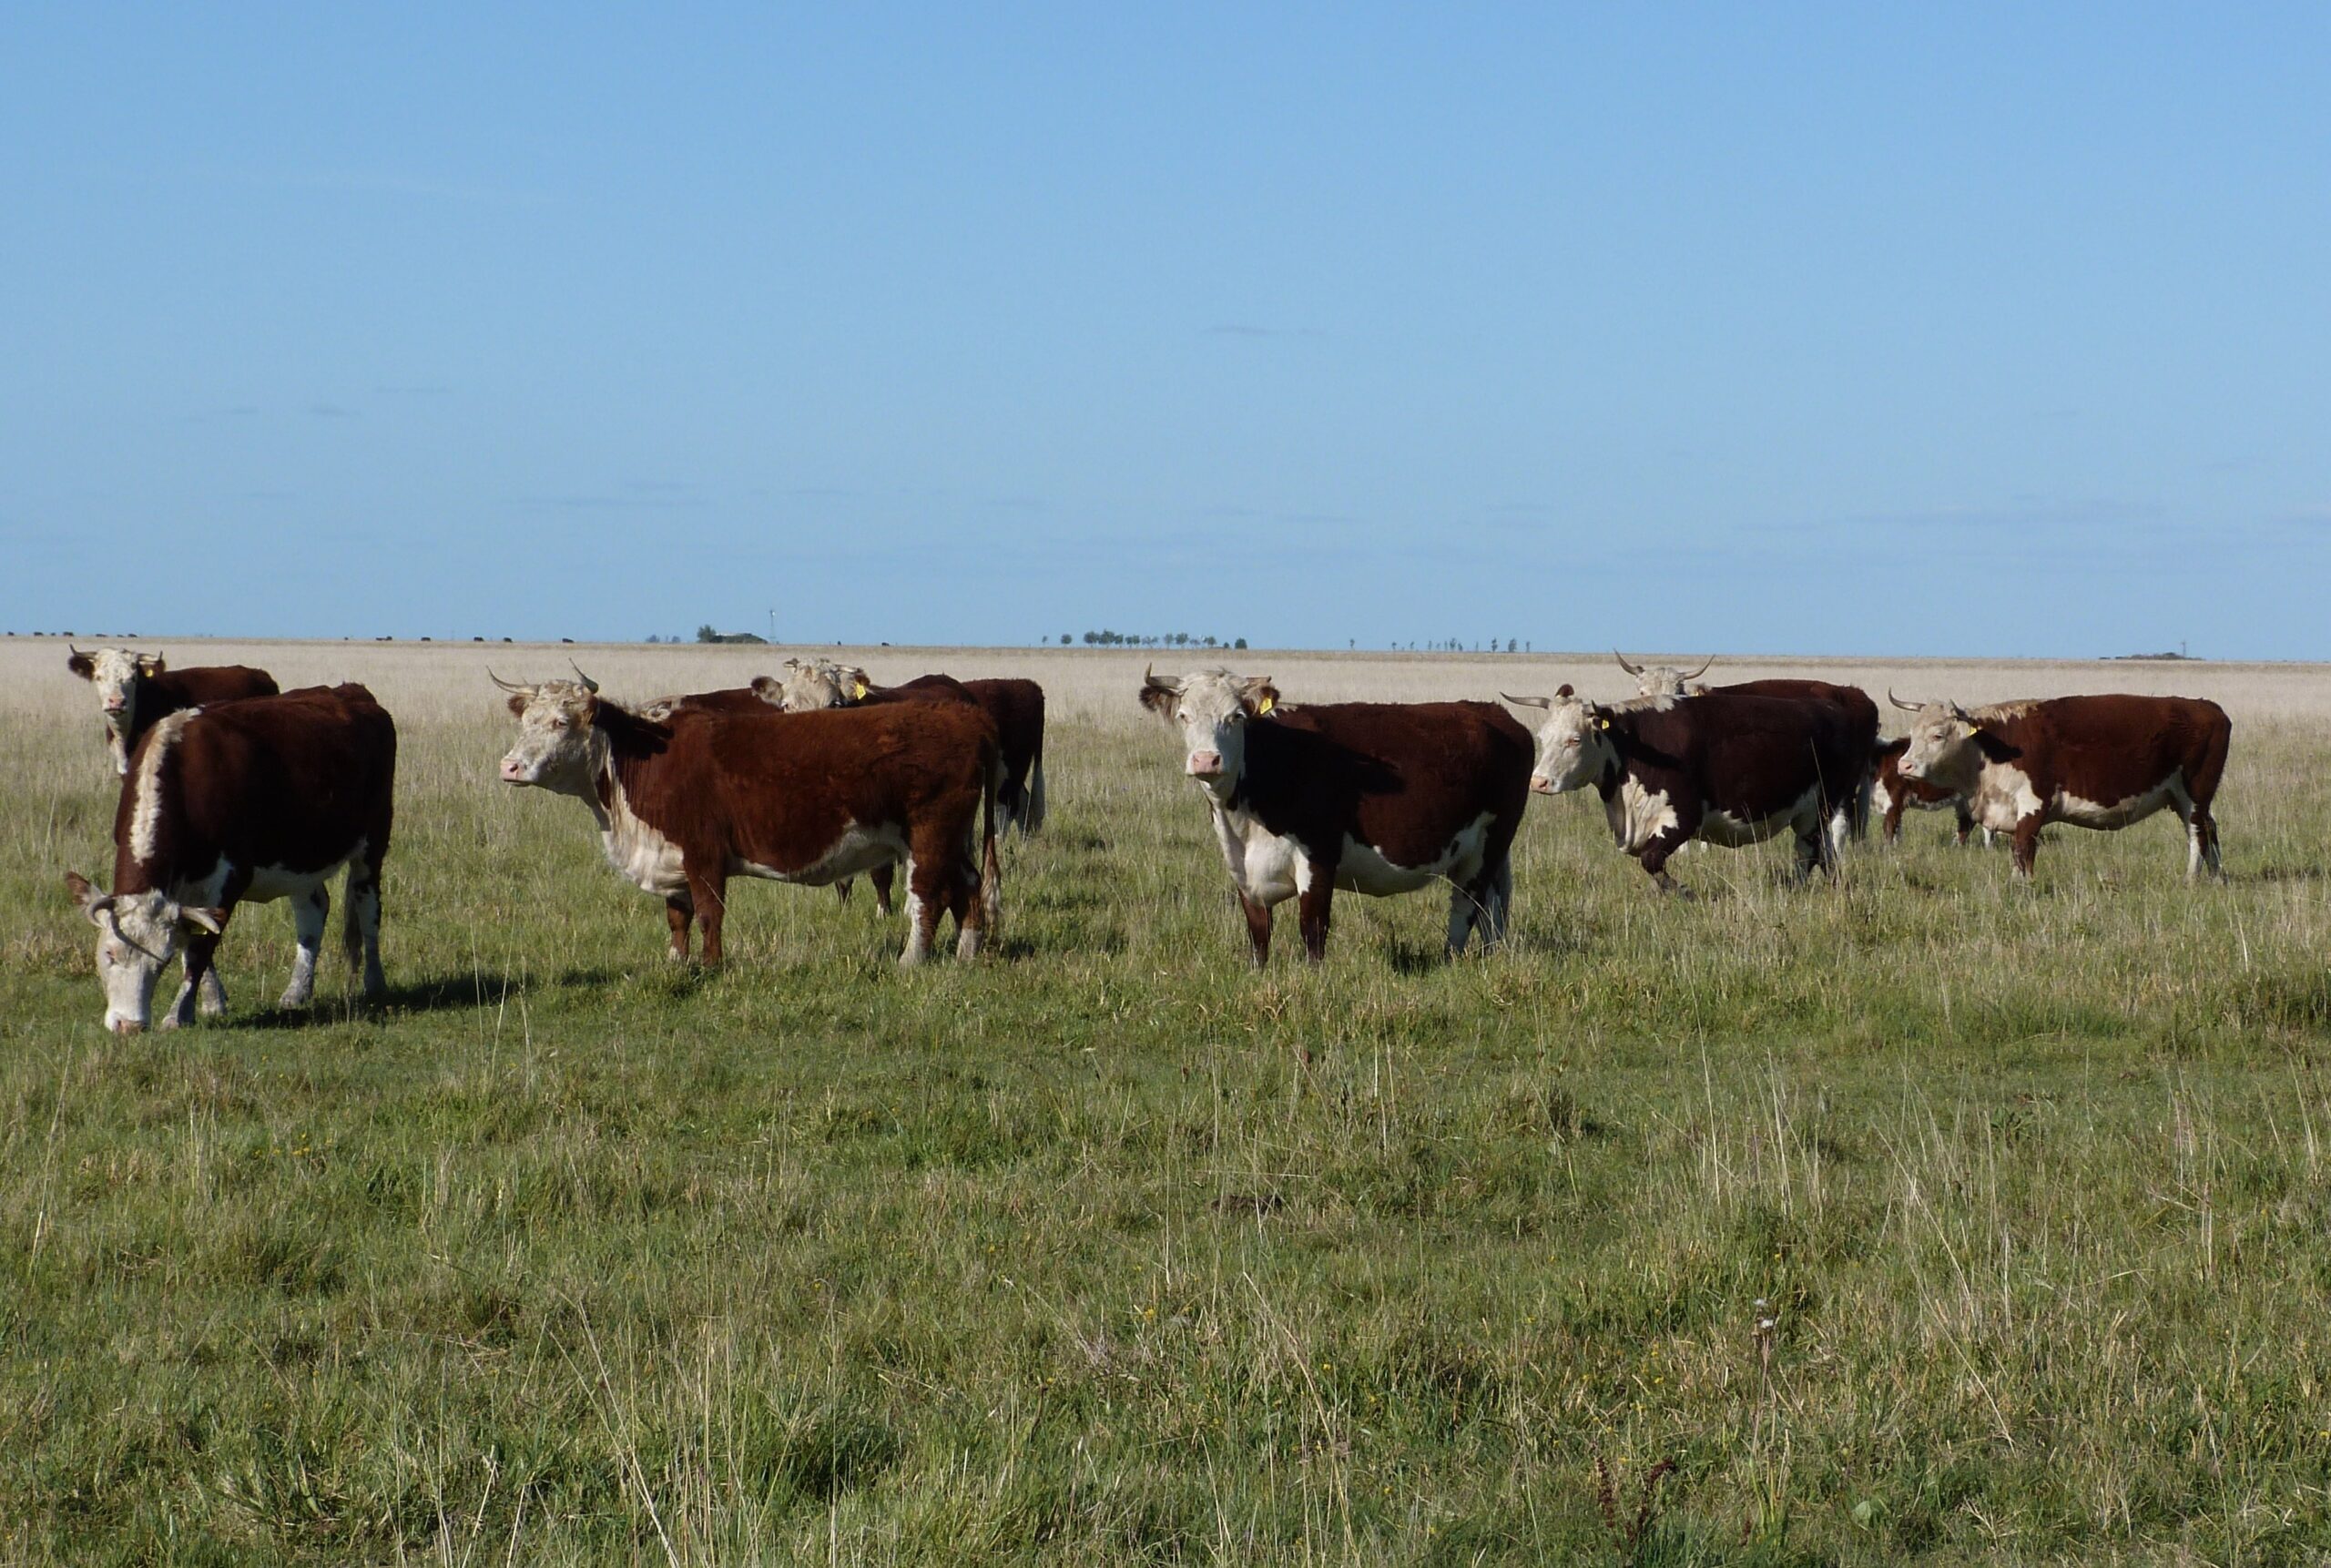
[486,669,532,695]
[1888,688,1923,712]
[1142,662,1177,691]
[1500,691,1552,710]
[1613,650,1644,676]
[568,661,600,694]
[1680,656,1714,681]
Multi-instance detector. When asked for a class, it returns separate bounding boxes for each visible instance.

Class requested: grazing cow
[1505,685,1863,893]
[1617,655,1880,847]
[1871,736,1981,845]
[66,647,280,776]
[62,684,395,1033]
[1139,668,1532,963]
[1888,692,2230,878]
[493,673,999,965]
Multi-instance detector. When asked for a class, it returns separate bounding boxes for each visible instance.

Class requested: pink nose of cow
[1186,750,1223,778]
[108,1017,143,1035]
[498,758,527,783]
[1529,775,1554,794]
[103,698,126,713]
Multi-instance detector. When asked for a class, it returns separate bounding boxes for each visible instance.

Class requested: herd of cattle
[55,645,2233,1033]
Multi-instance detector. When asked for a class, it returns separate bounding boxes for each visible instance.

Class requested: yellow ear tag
[1597,716,1611,729]
[852,680,869,698]
[1256,694,1274,715]
[1962,723,1979,738]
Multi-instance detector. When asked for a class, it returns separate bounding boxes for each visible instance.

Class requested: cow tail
[980,740,1003,938]
[1024,728,1047,836]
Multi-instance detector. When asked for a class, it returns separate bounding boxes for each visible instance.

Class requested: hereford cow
[62,684,394,1033]
[1139,668,1531,963]
[67,647,280,776]
[1504,685,1863,892]
[1888,692,2230,878]
[768,661,1048,836]
[1616,655,1880,847]
[493,672,999,965]
[1871,736,1980,845]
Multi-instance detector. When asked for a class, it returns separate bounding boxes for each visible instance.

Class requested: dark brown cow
[1890,693,2230,878]
[1621,658,1880,848]
[1871,737,1980,845]
[1139,669,1532,963]
[960,677,1047,836]
[1506,685,1864,892]
[67,646,280,776]
[63,684,395,1033]
[494,676,999,965]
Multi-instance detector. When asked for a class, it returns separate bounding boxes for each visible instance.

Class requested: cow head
[1138,667,1278,797]
[770,657,867,711]
[1503,685,1616,795]
[492,674,606,797]
[1613,650,1713,699]
[64,871,223,1033]
[1888,692,1990,790]
[68,647,165,775]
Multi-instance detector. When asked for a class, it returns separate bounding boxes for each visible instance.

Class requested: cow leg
[343,850,387,1001]
[687,866,728,965]
[899,853,943,967]
[280,883,330,1008]
[1237,890,1274,965]
[1952,802,1976,847]
[2196,809,2223,880]
[1296,860,1336,962]
[1883,797,1907,845]
[1638,815,1700,896]
[2010,814,2043,879]
[168,903,238,1029]
[663,894,693,962]
[834,879,852,906]
[952,848,987,962]
[870,864,896,918]
[1480,856,1513,949]
[1794,819,1835,882]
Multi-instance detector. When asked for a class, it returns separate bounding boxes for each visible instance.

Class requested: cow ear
[749,675,781,702]
[141,656,166,676]
[178,905,226,936]
[1556,683,1574,698]
[66,651,95,679]
[65,871,113,921]
[1242,677,1278,716]
[505,692,529,718]
[1961,722,1980,738]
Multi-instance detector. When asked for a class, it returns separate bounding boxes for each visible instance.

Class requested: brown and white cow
[1505,685,1864,892]
[767,662,1048,836]
[1617,655,1880,847]
[494,674,999,966]
[1139,668,1532,963]
[63,684,394,1033]
[1871,736,1980,846]
[1888,692,2230,878]
[67,647,280,776]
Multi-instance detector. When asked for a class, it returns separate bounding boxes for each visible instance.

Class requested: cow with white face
[1141,668,1532,964]
[1614,651,1714,700]
[1888,692,2229,879]
[66,647,280,777]
[1506,683,1863,893]
[764,658,865,712]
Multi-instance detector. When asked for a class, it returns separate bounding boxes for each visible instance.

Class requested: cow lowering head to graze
[1504,685,1862,893]
[493,673,1000,965]
[66,647,280,776]
[1871,736,1980,846]
[1887,692,2230,878]
[61,683,394,1033]
[1138,668,1532,964]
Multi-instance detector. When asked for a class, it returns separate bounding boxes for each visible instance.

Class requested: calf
[1139,668,1532,963]
[1888,692,2230,878]
[1506,685,1862,893]
[67,647,280,776]
[494,675,999,965]
[63,684,394,1033]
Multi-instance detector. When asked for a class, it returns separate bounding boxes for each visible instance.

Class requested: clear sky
[5,5,2326,657]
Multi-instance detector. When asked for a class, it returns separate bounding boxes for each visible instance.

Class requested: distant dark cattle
[494,671,999,966]
[64,684,395,1033]
[1140,668,1532,963]
[67,647,280,776]
[1506,685,1863,892]
[1889,692,2230,877]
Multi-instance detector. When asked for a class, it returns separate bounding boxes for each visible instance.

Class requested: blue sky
[4,5,2326,656]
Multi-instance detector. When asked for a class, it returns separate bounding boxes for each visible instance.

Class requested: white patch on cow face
[1523,697,1615,795]
[498,682,604,797]
[128,710,197,864]
[71,883,211,1033]
[1897,704,1987,791]
[1149,670,1272,799]
[773,660,860,711]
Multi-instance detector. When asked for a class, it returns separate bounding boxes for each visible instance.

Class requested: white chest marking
[601,777,689,895]
[1604,778,1681,852]
[1211,803,1308,904]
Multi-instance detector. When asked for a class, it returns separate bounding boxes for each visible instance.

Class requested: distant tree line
[694,626,768,645]
[1066,630,1245,649]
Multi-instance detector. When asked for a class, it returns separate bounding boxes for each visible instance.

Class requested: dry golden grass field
[5,636,2331,1565]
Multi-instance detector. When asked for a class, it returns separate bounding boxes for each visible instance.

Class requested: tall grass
[3,637,2329,1563]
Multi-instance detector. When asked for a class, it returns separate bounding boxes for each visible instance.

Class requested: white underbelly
[604,820,688,895]
[1971,764,2046,833]
[1337,812,1493,895]
[177,851,351,906]
[2056,779,2178,830]
[748,822,907,885]
[1698,802,1794,848]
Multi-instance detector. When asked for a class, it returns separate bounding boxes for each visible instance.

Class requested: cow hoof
[277,991,312,1010]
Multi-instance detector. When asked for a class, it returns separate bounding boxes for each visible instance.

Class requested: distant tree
[696,624,718,643]
[1060,633,1072,645]
[1234,636,1247,650]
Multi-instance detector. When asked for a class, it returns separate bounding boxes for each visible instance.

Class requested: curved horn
[1613,649,1644,676]
[1679,656,1714,681]
[568,661,600,694]
[1500,691,1552,710]
[486,668,532,695]
[1888,688,1926,712]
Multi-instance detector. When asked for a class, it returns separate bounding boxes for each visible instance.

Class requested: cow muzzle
[1530,775,1555,795]
[497,757,531,784]
[107,1015,144,1035]
[102,698,127,714]
[1186,751,1223,779]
